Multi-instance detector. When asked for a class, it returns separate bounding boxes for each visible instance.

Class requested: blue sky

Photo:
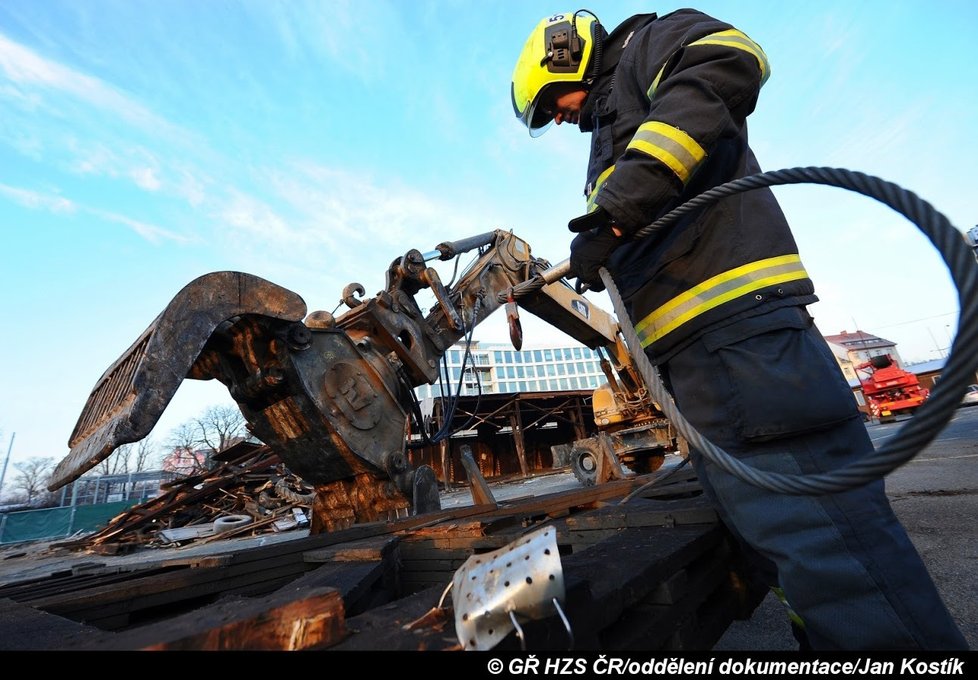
[1,0,975,471]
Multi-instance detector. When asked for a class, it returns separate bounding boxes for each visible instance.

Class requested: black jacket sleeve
[594,12,769,231]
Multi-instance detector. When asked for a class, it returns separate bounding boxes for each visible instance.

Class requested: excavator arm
[52,230,658,529]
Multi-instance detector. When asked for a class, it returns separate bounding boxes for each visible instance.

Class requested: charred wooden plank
[487,524,730,650]
[398,535,518,554]
[97,587,345,650]
[398,558,467,571]
[213,503,497,567]
[27,552,312,627]
[599,540,735,649]
[0,564,186,603]
[3,504,499,610]
[483,473,702,520]
[563,497,717,530]
[303,535,399,563]
[460,445,497,507]
[563,524,725,627]
[328,523,730,651]
[283,561,388,613]
[327,584,460,651]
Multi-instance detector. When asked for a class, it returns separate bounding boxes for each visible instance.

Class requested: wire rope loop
[600,167,978,495]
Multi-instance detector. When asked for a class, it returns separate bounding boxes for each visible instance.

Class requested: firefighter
[512,9,967,650]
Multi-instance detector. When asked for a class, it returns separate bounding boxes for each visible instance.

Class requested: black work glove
[568,207,623,292]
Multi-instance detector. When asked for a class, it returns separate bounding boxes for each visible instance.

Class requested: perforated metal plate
[452,526,565,651]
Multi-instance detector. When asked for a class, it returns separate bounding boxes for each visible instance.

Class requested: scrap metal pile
[71,442,315,553]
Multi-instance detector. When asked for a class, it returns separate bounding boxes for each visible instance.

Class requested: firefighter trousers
[658,306,968,650]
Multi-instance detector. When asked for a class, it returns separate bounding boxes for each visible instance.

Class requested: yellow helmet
[511,11,602,137]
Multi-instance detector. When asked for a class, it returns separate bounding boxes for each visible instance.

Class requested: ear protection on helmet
[511,10,603,136]
[542,17,586,73]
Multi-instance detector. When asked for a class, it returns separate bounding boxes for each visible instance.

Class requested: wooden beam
[510,410,529,477]
[327,584,460,651]
[328,522,729,651]
[111,586,346,651]
[459,446,497,507]
[439,437,452,490]
[571,399,589,441]
[564,497,717,531]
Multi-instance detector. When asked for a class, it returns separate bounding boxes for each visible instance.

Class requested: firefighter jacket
[582,9,817,361]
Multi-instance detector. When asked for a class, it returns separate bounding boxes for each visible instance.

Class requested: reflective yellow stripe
[688,29,770,85]
[636,254,808,347]
[626,122,706,184]
[771,587,806,629]
[586,164,615,212]
[646,62,668,99]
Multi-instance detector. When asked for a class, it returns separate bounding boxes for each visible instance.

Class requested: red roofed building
[822,330,904,383]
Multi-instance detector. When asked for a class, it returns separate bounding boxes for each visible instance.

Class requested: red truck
[856,354,929,422]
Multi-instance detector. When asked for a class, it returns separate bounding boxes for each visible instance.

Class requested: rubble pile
[74,442,314,553]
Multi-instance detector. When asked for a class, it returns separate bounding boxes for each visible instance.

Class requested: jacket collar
[580,13,657,132]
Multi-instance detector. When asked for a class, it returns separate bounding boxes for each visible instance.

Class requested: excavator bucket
[49,271,307,491]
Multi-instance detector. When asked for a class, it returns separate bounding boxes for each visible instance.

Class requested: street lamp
[927,327,946,359]
[0,433,14,502]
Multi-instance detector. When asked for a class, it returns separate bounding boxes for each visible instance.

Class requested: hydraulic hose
[598,166,978,495]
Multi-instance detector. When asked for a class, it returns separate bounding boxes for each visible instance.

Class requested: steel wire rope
[594,166,978,494]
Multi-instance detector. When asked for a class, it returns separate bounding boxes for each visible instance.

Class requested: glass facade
[413,341,606,399]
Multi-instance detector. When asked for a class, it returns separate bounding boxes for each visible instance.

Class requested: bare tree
[163,405,249,475]
[11,457,55,505]
[91,438,160,477]
[195,405,248,455]
[132,437,159,472]
[165,420,207,475]
[93,445,129,476]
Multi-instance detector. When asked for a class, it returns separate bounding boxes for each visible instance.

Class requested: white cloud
[219,190,294,241]
[0,183,75,213]
[274,160,494,248]
[0,180,190,245]
[247,0,395,79]
[65,140,118,177]
[174,168,207,207]
[0,81,41,109]
[131,166,162,191]
[67,143,166,195]
[93,209,191,245]
[0,31,192,144]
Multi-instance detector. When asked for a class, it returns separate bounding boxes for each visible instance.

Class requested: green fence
[0,500,136,545]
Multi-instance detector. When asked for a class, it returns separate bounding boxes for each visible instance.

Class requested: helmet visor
[529,118,554,138]
[526,94,555,138]
[524,83,560,137]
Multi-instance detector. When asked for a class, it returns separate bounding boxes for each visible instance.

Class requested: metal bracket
[452,526,566,651]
